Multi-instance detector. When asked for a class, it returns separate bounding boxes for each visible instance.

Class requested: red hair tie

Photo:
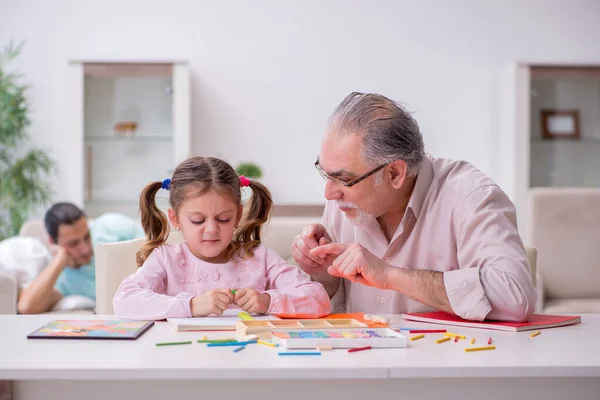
[239,175,251,187]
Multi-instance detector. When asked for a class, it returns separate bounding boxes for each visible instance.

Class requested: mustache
[335,201,359,209]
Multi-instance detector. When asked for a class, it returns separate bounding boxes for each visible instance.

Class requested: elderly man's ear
[388,160,409,189]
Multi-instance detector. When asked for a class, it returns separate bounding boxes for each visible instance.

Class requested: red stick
[408,330,447,334]
[454,336,458,342]
[488,338,492,345]
[348,346,372,353]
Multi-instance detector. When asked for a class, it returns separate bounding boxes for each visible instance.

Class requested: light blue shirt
[55,213,145,300]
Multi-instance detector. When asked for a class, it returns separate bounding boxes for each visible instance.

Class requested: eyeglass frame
[314,158,388,188]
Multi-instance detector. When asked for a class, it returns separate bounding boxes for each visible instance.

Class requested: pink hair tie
[239,175,251,187]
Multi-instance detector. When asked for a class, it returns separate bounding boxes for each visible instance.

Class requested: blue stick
[278,352,321,356]
[207,340,257,347]
[392,327,424,331]
[233,345,246,353]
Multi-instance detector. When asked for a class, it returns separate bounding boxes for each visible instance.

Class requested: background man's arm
[17,254,65,314]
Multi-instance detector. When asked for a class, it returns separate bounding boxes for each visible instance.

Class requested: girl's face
[168,189,242,263]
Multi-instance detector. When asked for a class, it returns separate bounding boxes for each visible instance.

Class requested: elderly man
[292,92,535,322]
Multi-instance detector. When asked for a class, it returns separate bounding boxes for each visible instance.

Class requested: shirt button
[384,257,391,263]
[379,297,386,304]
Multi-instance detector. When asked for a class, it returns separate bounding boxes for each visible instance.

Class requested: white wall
[2,0,600,220]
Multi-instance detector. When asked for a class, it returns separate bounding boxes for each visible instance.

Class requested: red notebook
[401,311,581,332]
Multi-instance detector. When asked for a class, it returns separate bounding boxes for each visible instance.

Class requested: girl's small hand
[190,288,234,317]
[234,288,271,315]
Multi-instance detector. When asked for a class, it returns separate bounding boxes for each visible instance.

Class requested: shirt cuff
[264,290,282,314]
[174,292,195,318]
[443,267,492,321]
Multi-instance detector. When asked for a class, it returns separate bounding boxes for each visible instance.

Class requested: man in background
[15,203,144,314]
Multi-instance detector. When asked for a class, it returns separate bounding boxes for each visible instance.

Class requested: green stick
[156,341,193,346]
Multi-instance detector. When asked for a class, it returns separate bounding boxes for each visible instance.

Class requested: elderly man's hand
[291,224,334,276]
[310,243,392,289]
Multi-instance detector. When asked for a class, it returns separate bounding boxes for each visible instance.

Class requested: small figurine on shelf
[114,121,138,137]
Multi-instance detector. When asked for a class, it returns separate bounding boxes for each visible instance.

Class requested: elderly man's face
[319,132,387,224]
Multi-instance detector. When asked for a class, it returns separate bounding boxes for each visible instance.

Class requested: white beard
[335,201,377,226]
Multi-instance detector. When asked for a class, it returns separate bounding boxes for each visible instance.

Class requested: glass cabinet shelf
[85,135,172,142]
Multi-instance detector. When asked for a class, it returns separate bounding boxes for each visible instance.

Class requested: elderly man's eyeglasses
[314,159,387,188]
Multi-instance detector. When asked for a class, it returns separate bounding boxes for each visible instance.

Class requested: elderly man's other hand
[291,224,334,277]
[310,243,392,289]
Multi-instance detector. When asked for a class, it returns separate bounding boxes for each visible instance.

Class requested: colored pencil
[156,341,192,347]
[348,346,372,353]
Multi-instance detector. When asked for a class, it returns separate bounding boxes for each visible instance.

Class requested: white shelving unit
[529,68,600,189]
[67,61,191,218]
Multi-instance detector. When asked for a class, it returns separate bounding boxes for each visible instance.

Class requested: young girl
[113,157,330,320]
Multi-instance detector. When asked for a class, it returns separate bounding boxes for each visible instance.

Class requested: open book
[401,311,581,332]
[167,308,279,332]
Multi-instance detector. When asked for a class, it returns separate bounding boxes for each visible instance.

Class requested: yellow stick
[530,331,541,338]
[470,337,475,345]
[410,334,425,341]
[465,345,496,352]
[444,333,466,339]
[238,312,254,321]
[436,337,451,344]
[202,335,207,341]
[257,340,277,347]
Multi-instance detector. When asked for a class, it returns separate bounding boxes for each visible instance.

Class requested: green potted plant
[235,162,263,179]
[0,41,54,240]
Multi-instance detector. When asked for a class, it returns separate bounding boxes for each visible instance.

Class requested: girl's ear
[167,208,180,230]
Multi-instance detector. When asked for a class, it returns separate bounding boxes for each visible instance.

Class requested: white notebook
[167,308,279,332]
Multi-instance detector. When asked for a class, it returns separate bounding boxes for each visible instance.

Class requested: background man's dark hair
[44,202,86,241]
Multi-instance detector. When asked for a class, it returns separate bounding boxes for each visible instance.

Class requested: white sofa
[95,217,320,314]
[0,217,321,315]
[1,216,539,316]
[530,188,600,314]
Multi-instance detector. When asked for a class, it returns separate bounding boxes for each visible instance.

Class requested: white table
[1,314,599,400]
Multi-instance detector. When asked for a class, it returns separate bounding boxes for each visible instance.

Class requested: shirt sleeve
[443,184,536,322]
[112,247,194,320]
[262,246,331,318]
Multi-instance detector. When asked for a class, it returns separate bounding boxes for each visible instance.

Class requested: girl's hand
[190,288,234,317]
[234,288,271,314]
